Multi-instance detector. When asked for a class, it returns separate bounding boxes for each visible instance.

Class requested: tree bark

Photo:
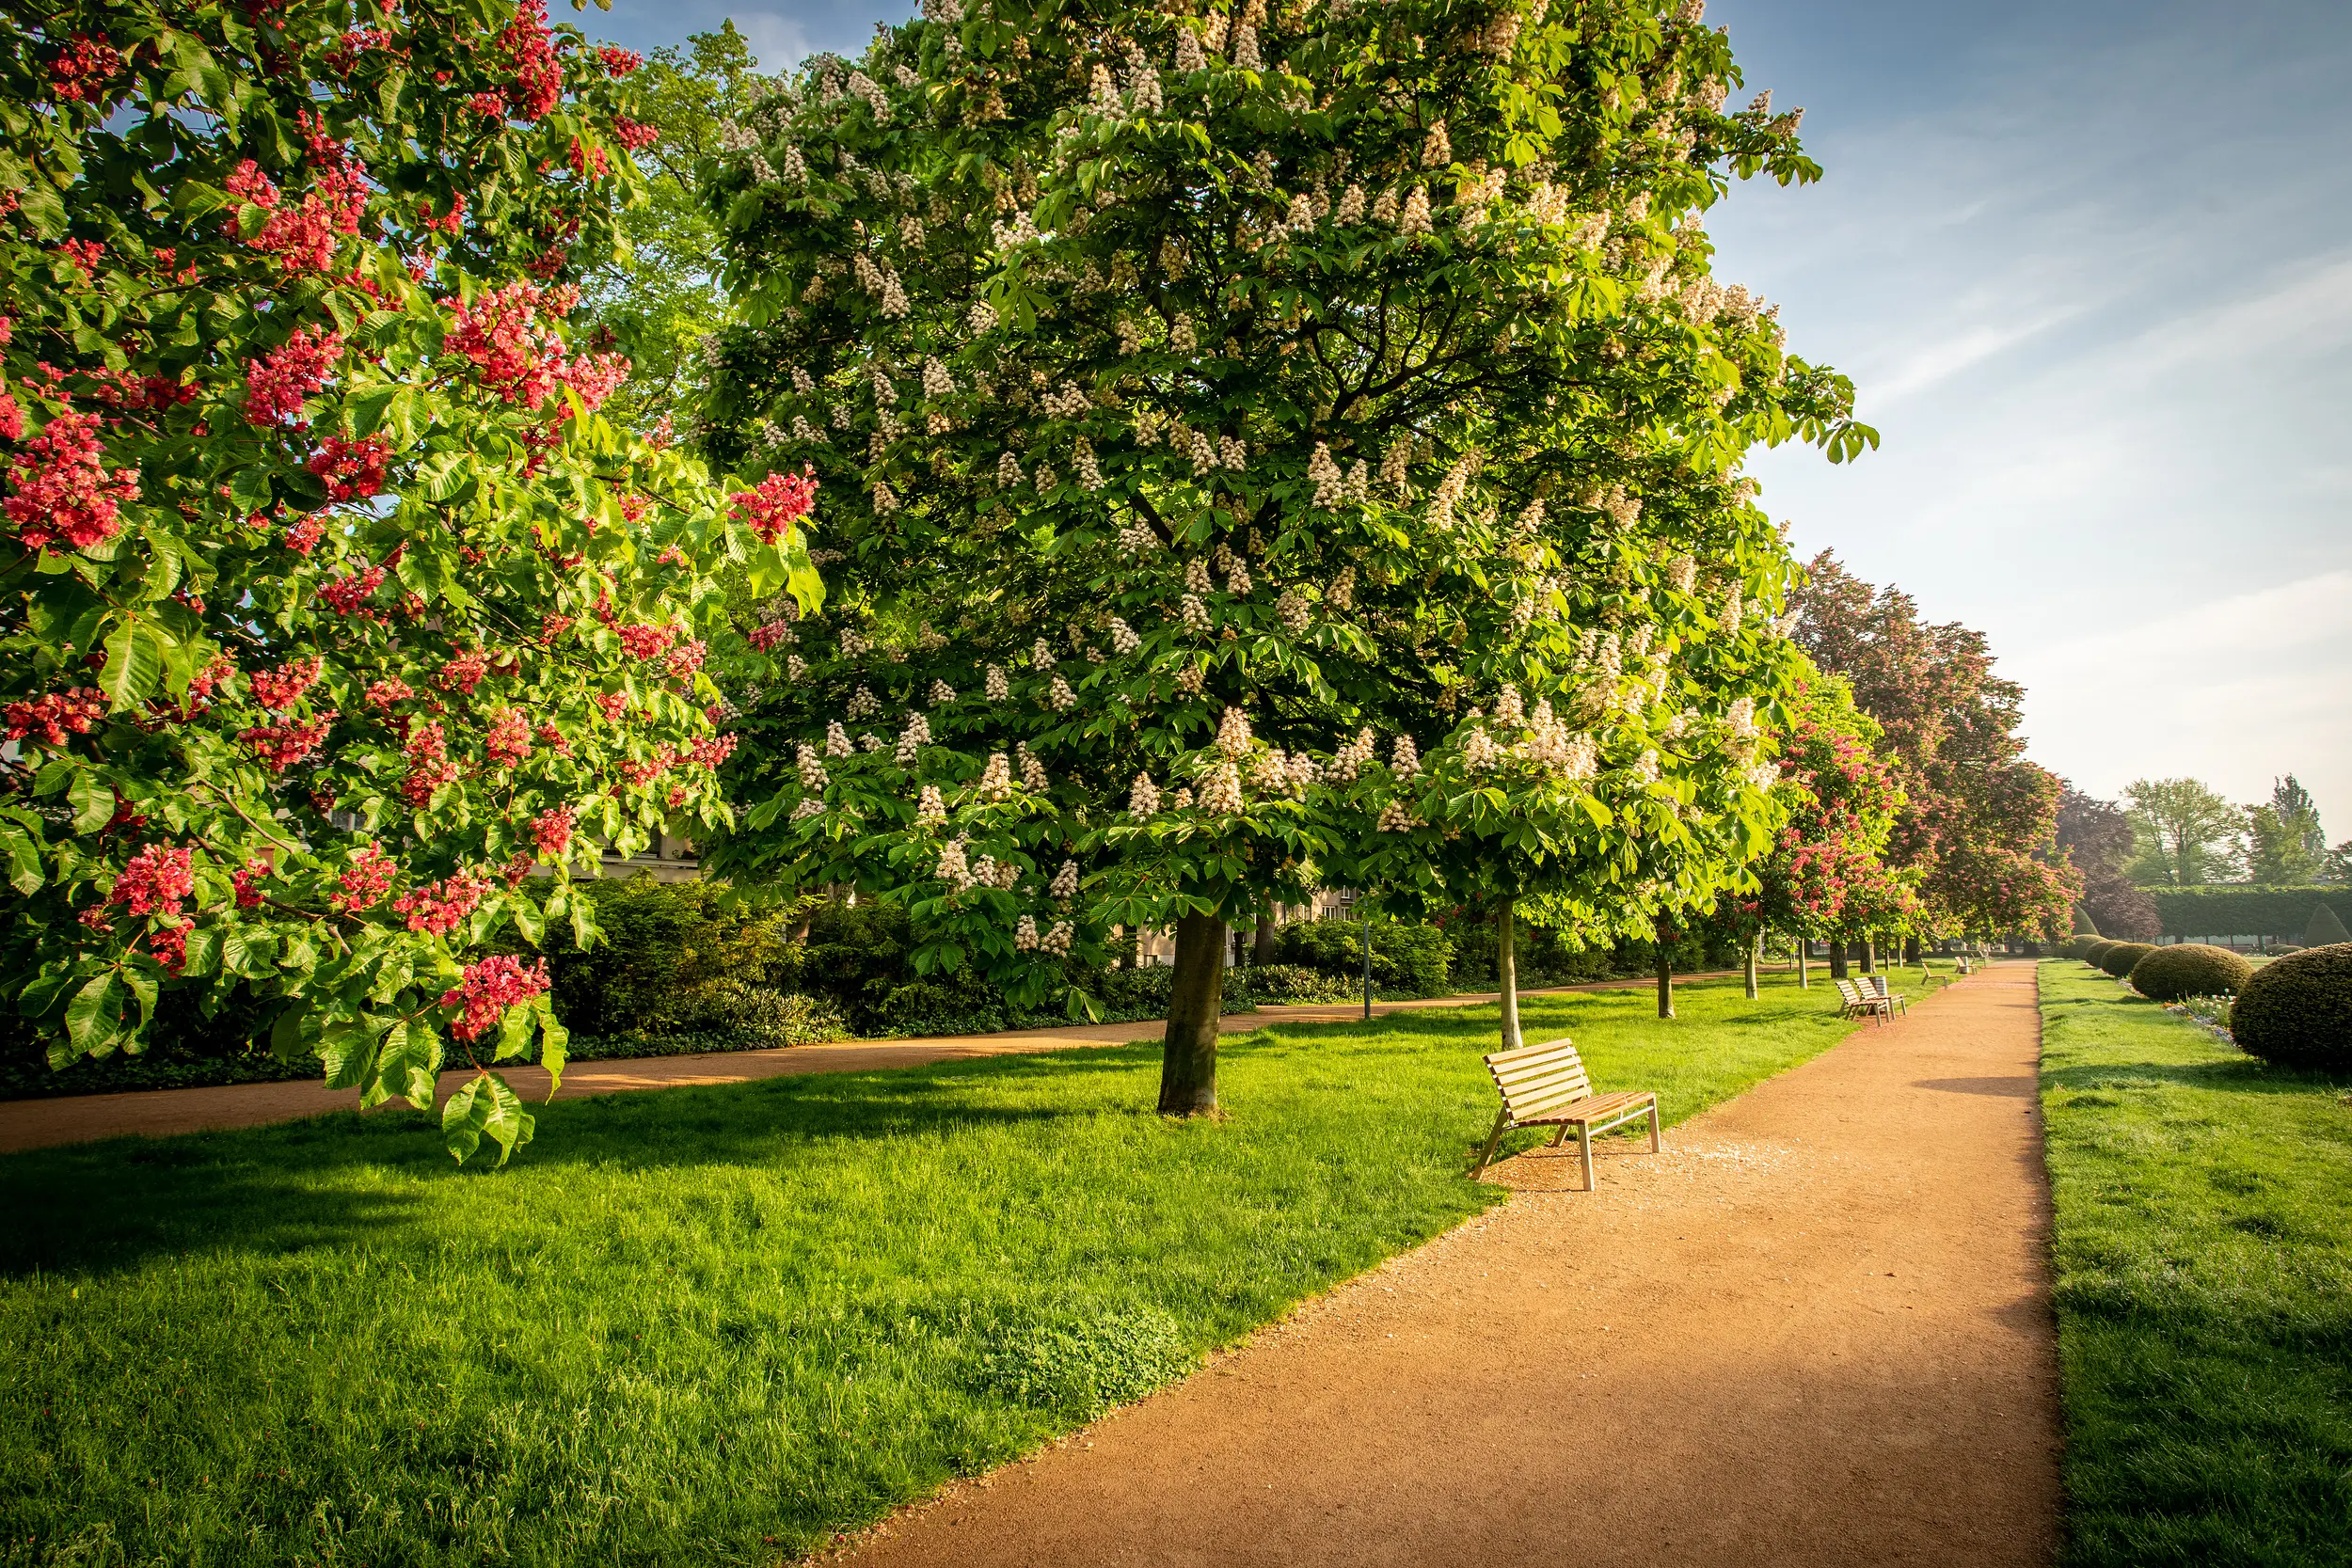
[1159,913,1226,1116]
[1743,931,1760,1000]
[1860,936,1876,974]
[1796,936,1809,989]
[1655,945,1676,1020]
[1497,897,1523,1053]
[1829,939,1850,980]
[1253,911,1276,967]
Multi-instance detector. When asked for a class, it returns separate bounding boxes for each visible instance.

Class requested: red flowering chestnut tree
[0,0,819,1161]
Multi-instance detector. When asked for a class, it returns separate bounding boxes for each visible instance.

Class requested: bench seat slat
[1492,1062,1593,1101]
[1513,1090,1656,1127]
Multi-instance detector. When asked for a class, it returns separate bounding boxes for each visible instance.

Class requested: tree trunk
[1860,936,1876,974]
[1159,913,1226,1116]
[1497,897,1523,1053]
[1253,911,1276,967]
[1655,945,1676,1020]
[1743,931,1759,1000]
[1829,940,1850,980]
[1796,937,1809,989]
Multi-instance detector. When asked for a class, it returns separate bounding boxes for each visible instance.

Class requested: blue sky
[572,0,2352,838]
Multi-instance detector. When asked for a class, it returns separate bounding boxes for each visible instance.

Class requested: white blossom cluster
[1307,442,1344,508]
[1376,799,1416,832]
[1725,695,1757,739]
[1108,617,1141,654]
[848,684,880,719]
[1180,594,1212,634]
[1048,673,1077,711]
[896,712,931,766]
[984,663,1009,701]
[1215,705,1254,756]
[796,744,829,790]
[1276,587,1310,634]
[914,784,946,827]
[1051,857,1080,902]
[1391,734,1422,777]
[936,838,973,891]
[1127,771,1161,816]
[1331,727,1376,779]
[1720,585,1744,632]
[1199,759,1245,815]
[1019,743,1049,791]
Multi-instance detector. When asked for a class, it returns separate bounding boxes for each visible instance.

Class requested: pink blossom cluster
[437,649,491,694]
[394,867,491,936]
[232,858,269,908]
[746,621,791,652]
[246,656,325,711]
[618,744,680,788]
[611,117,660,151]
[283,515,326,554]
[443,280,626,413]
[532,803,577,857]
[238,711,335,772]
[616,623,675,660]
[242,327,344,426]
[500,0,564,121]
[50,34,124,104]
[485,707,532,766]
[402,720,461,806]
[688,733,737,769]
[4,687,104,746]
[596,45,644,77]
[593,690,630,722]
[330,843,397,911]
[535,721,570,753]
[365,676,413,710]
[440,954,550,1042]
[189,657,237,701]
[59,238,104,279]
[6,406,140,551]
[319,562,388,616]
[566,137,610,182]
[307,436,389,500]
[727,468,818,546]
[661,640,707,678]
[110,844,194,919]
[240,160,371,275]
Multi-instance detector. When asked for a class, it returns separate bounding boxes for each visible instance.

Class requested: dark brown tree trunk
[1829,940,1850,980]
[1158,913,1226,1116]
[1497,897,1523,1052]
[1655,946,1676,1020]
[1743,931,1760,1000]
[1253,911,1276,967]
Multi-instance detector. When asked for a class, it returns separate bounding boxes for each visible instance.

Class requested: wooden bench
[1835,977,1892,1023]
[1473,1037,1660,1190]
[1869,974,1908,1017]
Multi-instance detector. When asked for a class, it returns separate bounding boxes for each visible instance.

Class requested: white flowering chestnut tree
[697,0,1869,1110]
[0,0,819,1161]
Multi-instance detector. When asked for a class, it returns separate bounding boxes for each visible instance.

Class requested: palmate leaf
[440,1071,534,1165]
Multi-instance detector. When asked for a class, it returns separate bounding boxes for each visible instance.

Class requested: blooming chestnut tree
[0,1,818,1161]
[697,0,1867,1111]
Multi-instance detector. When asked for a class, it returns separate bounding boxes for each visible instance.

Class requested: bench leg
[1578,1124,1595,1192]
[1471,1107,1510,1180]
[1647,1101,1661,1153]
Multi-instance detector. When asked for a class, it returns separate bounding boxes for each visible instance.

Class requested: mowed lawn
[1,972,1901,1567]
[2038,961,2352,1567]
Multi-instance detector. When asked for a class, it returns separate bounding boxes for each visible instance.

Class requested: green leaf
[0,823,41,894]
[509,891,544,947]
[67,772,113,833]
[318,1014,383,1091]
[64,972,125,1060]
[534,997,568,1095]
[568,894,599,952]
[440,1076,486,1163]
[495,995,535,1061]
[222,925,279,979]
[100,622,165,714]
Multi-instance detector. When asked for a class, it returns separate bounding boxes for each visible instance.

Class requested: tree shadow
[2041,1058,2344,1098]
[0,1043,1171,1282]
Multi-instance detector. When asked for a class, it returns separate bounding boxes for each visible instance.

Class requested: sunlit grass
[0,972,1899,1566]
[2039,960,2352,1567]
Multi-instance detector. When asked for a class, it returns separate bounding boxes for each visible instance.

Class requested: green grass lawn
[0,971,1903,1567]
[2038,960,2352,1567]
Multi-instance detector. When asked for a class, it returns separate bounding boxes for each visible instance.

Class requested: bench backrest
[1483,1037,1593,1123]
[1834,978,1860,1003]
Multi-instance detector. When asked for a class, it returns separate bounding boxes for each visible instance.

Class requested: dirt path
[0,972,1730,1155]
[833,963,2059,1568]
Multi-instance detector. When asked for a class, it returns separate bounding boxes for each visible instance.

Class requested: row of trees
[2109,774,2345,889]
[5,0,2084,1156]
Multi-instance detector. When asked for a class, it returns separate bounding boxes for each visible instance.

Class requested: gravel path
[0,973,1727,1154]
[829,963,2060,1568]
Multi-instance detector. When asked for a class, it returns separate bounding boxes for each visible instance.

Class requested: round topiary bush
[2065,936,2101,961]
[2099,942,2156,979]
[2129,943,2253,1002]
[2083,940,2117,969]
[2230,944,2352,1071]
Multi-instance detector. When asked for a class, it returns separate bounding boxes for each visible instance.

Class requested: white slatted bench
[1835,977,1891,1023]
[1473,1037,1660,1190]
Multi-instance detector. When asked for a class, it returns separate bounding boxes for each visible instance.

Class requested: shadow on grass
[0,1045,1177,1281]
[2042,1057,2344,1099]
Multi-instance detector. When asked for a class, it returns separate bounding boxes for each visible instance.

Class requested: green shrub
[2128,943,2254,1002]
[2098,942,2156,979]
[2305,903,2351,947]
[2083,940,2117,969]
[1271,918,1454,995]
[2229,943,2352,1071]
[544,877,795,1038]
[1245,963,1359,1004]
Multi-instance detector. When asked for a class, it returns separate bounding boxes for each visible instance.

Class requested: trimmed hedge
[1271,917,1454,997]
[2142,885,2349,942]
[2061,937,2100,961]
[2230,943,2352,1071]
[2129,943,2253,1002]
[2307,903,2351,947]
[2099,942,2157,979]
[2083,940,2117,969]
